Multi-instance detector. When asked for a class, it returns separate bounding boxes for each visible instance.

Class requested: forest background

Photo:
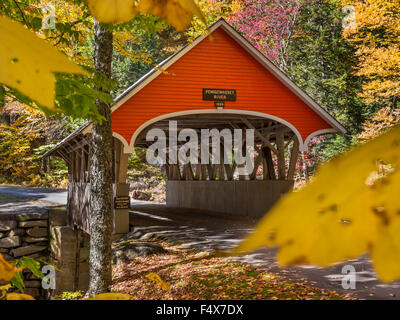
[0,0,398,195]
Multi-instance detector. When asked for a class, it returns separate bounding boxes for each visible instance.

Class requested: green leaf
[10,271,25,293]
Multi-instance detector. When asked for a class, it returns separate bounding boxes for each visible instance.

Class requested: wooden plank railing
[67,182,91,234]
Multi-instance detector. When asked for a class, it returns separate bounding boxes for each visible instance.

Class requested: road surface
[0,185,67,204]
[2,185,399,300]
[128,202,400,300]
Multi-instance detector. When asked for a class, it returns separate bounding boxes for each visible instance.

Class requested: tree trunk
[88,20,114,296]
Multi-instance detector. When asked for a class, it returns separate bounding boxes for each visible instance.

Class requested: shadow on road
[129,202,400,300]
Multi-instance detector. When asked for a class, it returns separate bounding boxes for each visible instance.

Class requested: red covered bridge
[45,19,345,235]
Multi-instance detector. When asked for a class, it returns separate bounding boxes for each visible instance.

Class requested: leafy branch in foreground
[0,15,86,112]
[226,125,400,282]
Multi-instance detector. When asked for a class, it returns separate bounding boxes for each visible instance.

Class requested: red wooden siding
[111,27,332,147]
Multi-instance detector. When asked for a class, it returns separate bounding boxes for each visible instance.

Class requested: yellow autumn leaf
[138,0,206,32]
[0,284,12,299]
[0,16,86,111]
[86,292,135,300]
[145,272,170,291]
[227,125,400,282]
[87,0,138,24]
[87,0,206,32]
[5,293,35,300]
[0,253,24,283]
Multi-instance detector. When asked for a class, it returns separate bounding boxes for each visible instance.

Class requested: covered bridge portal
[45,19,345,235]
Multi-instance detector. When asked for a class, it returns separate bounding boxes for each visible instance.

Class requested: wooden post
[207,164,216,180]
[183,164,194,180]
[262,147,276,180]
[218,147,225,180]
[114,139,129,183]
[80,148,85,182]
[249,151,262,180]
[200,164,208,180]
[262,156,269,180]
[276,129,286,180]
[287,137,299,180]
[118,153,129,183]
[301,151,309,182]
[73,228,82,292]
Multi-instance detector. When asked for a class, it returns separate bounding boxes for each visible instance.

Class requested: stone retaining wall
[0,209,50,297]
[0,206,89,299]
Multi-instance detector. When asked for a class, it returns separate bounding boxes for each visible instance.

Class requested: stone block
[48,226,89,295]
[16,211,48,221]
[7,228,25,236]
[0,220,17,232]
[24,280,42,288]
[48,208,67,227]
[23,288,40,298]
[11,245,47,257]
[19,220,48,228]
[26,227,48,237]
[50,226,76,264]
[24,236,48,243]
[51,261,89,295]
[0,236,21,248]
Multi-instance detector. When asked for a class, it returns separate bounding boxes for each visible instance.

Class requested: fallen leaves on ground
[5,292,35,300]
[111,240,352,300]
[145,272,170,291]
[85,293,135,300]
[227,125,400,283]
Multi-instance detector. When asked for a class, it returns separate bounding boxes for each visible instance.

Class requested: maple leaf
[87,0,206,32]
[87,0,138,24]
[5,293,35,300]
[0,16,86,111]
[145,272,170,290]
[227,125,400,282]
[0,253,24,283]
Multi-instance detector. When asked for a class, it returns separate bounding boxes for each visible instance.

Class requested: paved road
[0,186,146,207]
[2,186,399,300]
[0,186,68,204]
[128,202,400,300]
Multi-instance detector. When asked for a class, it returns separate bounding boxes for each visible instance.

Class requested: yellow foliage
[0,254,35,300]
[87,0,138,24]
[5,293,35,300]
[342,0,400,103]
[227,125,400,282]
[0,16,86,111]
[86,292,135,300]
[145,272,170,290]
[358,107,400,142]
[0,253,24,283]
[0,284,12,299]
[87,0,206,32]
[41,0,93,66]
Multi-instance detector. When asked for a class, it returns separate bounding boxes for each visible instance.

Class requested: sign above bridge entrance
[203,88,236,101]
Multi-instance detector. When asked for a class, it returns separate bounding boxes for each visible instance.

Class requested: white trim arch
[303,129,338,150]
[122,109,309,153]
[112,132,131,152]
